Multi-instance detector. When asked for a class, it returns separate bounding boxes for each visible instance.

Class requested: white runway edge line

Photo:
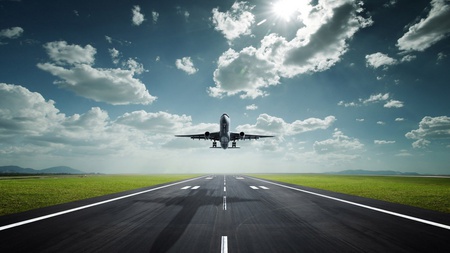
[221,236,228,253]
[0,176,205,232]
[249,177,450,231]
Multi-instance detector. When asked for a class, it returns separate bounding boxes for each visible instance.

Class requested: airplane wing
[230,132,274,141]
[175,132,220,141]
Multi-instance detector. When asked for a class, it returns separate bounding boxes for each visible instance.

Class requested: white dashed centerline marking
[250,186,259,189]
[223,196,227,210]
[259,186,269,189]
[181,186,191,189]
[191,186,200,189]
[221,236,228,253]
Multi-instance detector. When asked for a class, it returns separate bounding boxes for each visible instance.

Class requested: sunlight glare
[272,0,301,22]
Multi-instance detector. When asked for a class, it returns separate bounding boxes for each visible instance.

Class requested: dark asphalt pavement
[1,175,450,252]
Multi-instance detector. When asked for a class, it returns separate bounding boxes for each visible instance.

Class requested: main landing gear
[212,141,217,148]
[232,141,237,148]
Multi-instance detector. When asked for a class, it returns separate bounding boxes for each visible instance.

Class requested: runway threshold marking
[221,236,228,253]
[181,186,200,190]
[250,186,269,189]
[0,176,205,232]
[249,177,450,231]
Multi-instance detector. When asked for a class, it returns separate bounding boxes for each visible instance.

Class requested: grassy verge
[251,174,450,214]
[0,174,200,216]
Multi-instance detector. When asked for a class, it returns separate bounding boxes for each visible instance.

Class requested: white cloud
[43,41,96,65]
[0,83,201,161]
[365,52,398,69]
[0,26,23,39]
[115,111,192,134]
[38,41,155,105]
[211,1,255,43]
[339,93,403,109]
[175,57,198,75]
[384,99,404,108]
[395,118,405,122]
[152,11,159,24]
[109,48,120,65]
[377,121,386,125]
[313,129,364,154]
[0,83,63,138]
[132,5,145,26]
[405,116,450,148]
[363,93,390,104]
[37,63,156,105]
[209,0,372,99]
[209,47,279,98]
[236,114,336,136]
[397,0,450,52]
[246,104,258,110]
[374,140,395,144]
[125,58,146,74]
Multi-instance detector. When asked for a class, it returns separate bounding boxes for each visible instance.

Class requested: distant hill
[0,165,85,174]
[325,169,420,176]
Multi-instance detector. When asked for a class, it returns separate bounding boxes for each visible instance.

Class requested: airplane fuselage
[220,113,230,149]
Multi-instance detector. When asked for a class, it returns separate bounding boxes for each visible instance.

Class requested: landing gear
[212,141,217,148]
[232,141,237,148]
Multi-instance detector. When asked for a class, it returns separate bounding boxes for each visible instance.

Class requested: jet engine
[204,131,210,140]
[239,132,245,140]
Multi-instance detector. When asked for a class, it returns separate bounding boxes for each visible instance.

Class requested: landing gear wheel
[232,141,236,148]
[212,141,217,148]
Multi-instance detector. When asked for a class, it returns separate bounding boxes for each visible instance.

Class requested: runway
[1,175,450,252]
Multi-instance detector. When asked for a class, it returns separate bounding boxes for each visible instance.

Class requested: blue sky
[1,0,449,174]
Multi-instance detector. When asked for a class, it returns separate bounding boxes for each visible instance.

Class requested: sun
[272,0,301,22]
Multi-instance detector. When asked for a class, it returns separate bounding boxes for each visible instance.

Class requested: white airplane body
[175,113,274,149]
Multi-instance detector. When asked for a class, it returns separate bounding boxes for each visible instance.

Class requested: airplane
[175,113,274,149]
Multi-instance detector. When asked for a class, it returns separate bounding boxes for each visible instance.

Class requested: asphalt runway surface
[1,175,450,252]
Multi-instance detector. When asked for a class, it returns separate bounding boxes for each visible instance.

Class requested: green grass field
[0,174,199,216]
[251,174,450,214]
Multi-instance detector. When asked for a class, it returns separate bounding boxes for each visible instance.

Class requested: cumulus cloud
[0,83,63,138]
[115,111,192,134]
[397,0,450,52]
[43,41,96,65]
[405,116,450,148]
[152,11,159,24]
[175,57,198,75]
[339,93,404,109]
[374,140,395,144]
[38,41,156,105]
[37,63,155,105]
[211,1,255,43]
[313,129,364,154]
[0,83,203,159]
[246,104,258,110]
[236,114,336,136]
[132,5,145,26]
[365,52,398,69]
[209,0,372,99]
[384,99,404,108]
[109,48,120,65]
[0,26,24,39]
